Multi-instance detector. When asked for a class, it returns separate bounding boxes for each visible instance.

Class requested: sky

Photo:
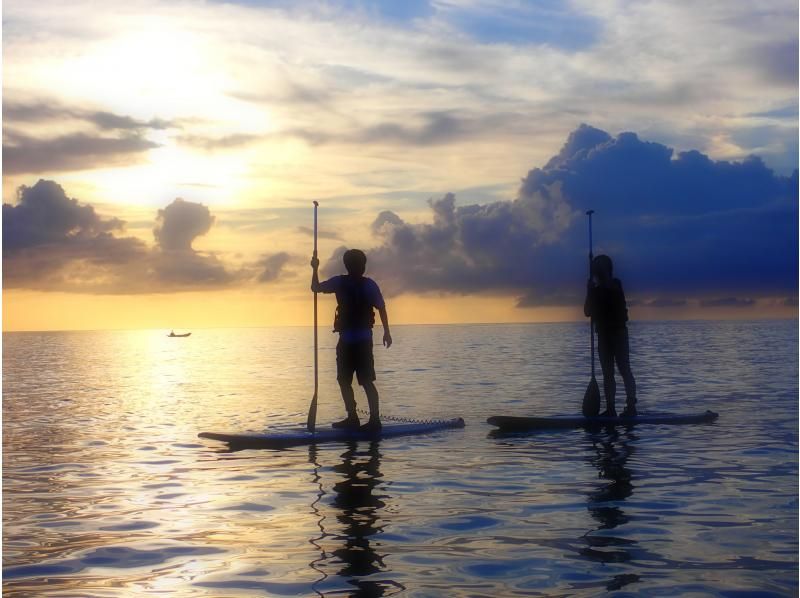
[3,0,798,331]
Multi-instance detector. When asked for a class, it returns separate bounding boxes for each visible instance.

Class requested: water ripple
[3,322,798,596]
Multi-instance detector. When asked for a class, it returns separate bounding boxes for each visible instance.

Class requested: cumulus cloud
[2,180,149,290]
[3,180,124,253]
[324,125,798,306]
[323,183,577,297]
[3,181,247,293]
[154,199,215,252]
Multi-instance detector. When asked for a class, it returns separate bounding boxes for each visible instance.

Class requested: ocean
[3,320,798,596]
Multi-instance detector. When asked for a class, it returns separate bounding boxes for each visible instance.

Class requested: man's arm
[378,305,392,348]
[310,254,321,292]
[583,280,594,317]
[310,255,337,293]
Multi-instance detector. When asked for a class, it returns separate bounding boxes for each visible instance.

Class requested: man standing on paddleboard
[584,255,638,417]
[311,249,392,432]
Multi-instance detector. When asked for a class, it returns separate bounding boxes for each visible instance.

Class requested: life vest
[333,277,376,332]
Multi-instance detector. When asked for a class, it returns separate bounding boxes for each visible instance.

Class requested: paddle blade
[582,376,601,417]
[306,393,318,433]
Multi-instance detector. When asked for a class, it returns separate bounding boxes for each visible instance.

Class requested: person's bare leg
[615,328,637,415]
[361,381,381,428]
[333,381,360,428]
[597,333,617,416]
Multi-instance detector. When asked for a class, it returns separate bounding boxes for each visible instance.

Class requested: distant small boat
[168,332,191,338]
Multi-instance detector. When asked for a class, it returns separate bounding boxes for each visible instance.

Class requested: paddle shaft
[313,202,318,398]
[587,210,595,377]
[307,201,319,432]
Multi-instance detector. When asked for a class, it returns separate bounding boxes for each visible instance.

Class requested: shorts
[336,338,376,386]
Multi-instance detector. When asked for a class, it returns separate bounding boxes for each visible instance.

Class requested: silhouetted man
[584,255,637,417]
[311,249,392,432]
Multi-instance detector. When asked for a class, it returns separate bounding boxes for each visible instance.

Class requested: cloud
[323,183,577,297]
[3,131,159,174]
[257,252,291,283]
[746,40,799,87]
[282,111,530,147]
[748,105,798,119]
[154,199,215,252]
[628,298,688,309]
[3,179,124,253]
[324,125,797,306]
[151,249,234,287]
[700,297,756,308]
[2,180,149,290]
[2,101,174,174]
[3,101,172,131]
[150,198,238,286]
[3,181,242,293]
[176,133,261,150]
[297,225,341,240]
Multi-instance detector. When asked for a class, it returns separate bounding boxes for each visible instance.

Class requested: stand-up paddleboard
[199,417,465,448]
[487,411,718,432]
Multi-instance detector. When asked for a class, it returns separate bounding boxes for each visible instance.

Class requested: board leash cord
[356,408,450,426]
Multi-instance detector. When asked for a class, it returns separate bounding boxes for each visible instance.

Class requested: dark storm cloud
[322,184,577,297]
[325,125,798,306]
[3,181,243,293]
[257,252,291,283]
[3,131,160,174]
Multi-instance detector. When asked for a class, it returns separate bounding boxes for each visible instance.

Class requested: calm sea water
[3,320,798,597]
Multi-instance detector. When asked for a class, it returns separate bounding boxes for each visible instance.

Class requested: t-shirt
[317,275,385,343]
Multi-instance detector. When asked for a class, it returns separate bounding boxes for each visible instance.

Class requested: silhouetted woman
[584,255,637,417]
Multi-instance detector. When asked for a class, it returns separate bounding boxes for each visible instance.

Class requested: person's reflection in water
[309,441,403,597]
[581,427,641,592]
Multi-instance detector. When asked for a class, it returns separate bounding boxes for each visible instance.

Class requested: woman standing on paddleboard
[584,255,638,417]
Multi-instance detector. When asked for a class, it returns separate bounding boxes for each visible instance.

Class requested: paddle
[582,209,601,417]
[306,201,320,433]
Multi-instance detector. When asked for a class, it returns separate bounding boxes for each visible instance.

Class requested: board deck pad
[487,411,718,431]
[199,417,465,448]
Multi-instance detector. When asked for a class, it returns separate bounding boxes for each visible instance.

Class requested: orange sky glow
[2,1,797,331]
